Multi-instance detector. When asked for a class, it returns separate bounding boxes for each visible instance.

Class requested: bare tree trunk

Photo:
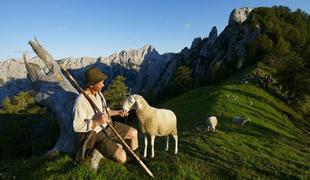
[24,39,105,169]
[24,39,79,155]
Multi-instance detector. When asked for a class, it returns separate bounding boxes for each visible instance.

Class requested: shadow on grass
[0,113,59,159]
[178,138,240,179]
[0,157,47,179]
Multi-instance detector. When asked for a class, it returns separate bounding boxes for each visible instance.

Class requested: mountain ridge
[0,44,172,104]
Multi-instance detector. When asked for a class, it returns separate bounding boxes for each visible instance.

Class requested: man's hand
[118,110,129,117]
[91,113,109,129]
[94,113,109,124]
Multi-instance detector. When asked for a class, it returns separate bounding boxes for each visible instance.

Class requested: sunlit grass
[1,83,309,179]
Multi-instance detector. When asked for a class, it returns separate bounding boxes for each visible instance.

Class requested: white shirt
[73,91,108,133]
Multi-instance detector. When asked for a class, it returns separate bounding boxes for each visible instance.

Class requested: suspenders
[85,92,107,131]
[98,92,107,112]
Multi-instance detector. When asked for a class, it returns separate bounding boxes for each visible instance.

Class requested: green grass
[166,83,309,179]
[1,83,310,179]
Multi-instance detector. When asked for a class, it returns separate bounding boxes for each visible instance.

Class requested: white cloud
[184,23,191,29]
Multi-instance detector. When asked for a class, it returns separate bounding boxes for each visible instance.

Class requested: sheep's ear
[129,96,135,103]
[125,88,132,97]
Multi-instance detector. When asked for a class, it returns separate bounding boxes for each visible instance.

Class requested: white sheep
[206,116,218,132]
[232,116,250,127]
[232,95,238,101]
[122,94,178,158]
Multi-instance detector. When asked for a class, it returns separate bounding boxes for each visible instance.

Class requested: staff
[60,64,154,178]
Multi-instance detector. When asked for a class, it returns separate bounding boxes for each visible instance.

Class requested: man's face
[91,80,105,92]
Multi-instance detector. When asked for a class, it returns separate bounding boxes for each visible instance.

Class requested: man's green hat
[84,67,107,87]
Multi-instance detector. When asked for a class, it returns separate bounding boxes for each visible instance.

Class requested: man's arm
[99,92,128,117]
[73,96,109,132]
[108,109,129,117]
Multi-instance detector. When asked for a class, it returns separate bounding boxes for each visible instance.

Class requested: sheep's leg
[173,135,178,154]
[143,135,148,158]
[165,136,169,151]
[151,135,156,158]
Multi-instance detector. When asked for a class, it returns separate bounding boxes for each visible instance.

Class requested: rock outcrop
[0,57,44,104]
[153,7,259,95]
[229,7,253,24]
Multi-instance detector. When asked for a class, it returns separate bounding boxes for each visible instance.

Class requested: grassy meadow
[1,81,309,179]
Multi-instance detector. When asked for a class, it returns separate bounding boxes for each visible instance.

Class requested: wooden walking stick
[60,64,154,178]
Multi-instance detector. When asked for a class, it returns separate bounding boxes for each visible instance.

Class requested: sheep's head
[240,117,251,126]
[122,94,142,112]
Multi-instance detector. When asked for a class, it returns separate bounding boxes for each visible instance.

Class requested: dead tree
[24,39,79,155]
[24,40,110,170]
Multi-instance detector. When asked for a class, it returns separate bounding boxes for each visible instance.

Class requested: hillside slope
[1,81,309,179]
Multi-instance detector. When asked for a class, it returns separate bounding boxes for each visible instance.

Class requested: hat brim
[84,73,106,87]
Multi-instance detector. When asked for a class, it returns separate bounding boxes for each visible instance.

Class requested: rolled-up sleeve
[73,98,92,133]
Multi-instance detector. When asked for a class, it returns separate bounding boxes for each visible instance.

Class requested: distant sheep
[206,116,218,132]
[232,116,250,127]
[122,94,178,158]
[232,95,238,100]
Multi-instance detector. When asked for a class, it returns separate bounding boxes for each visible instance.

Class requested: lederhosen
[75,93,130,162]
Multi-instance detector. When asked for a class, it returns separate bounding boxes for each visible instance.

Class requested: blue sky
[0,0,309,60]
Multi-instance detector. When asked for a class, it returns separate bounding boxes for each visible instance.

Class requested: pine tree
[1,97,13,113]
[167,66,192,97]
[274,51,308,101]
[103,76,129,109]
[0,91,43,114]
[246,6,310,111]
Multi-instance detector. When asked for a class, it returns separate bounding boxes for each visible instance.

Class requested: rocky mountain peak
[98,44,158,68]
[191,37,203,49]
[141,44,154,53]
[208,26,218,45]
[229,7,253,24]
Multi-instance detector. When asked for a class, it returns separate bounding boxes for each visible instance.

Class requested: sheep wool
[122,94,178,158]
[206,116,218,132]
[232,116,250,127]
